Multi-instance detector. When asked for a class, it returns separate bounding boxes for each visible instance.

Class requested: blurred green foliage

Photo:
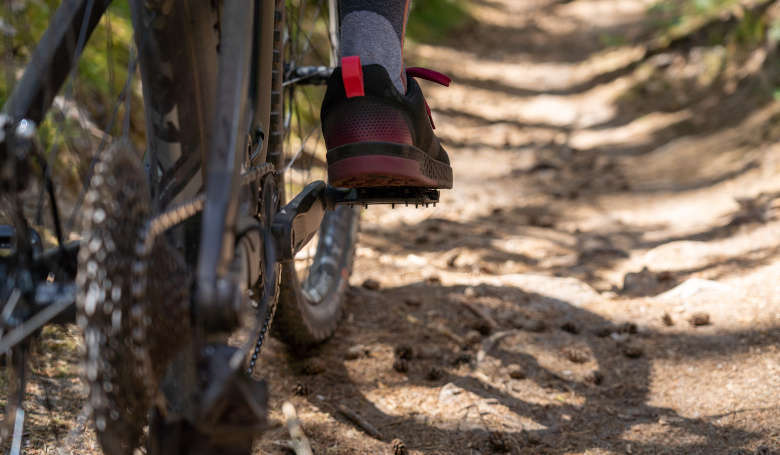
[647,0,777,49]
[1,0,137,193]
[407,0,471,43]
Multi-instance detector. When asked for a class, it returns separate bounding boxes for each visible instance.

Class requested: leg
[322,0,453,190]
[339,0,410,92]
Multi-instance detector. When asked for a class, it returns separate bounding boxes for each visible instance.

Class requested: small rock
[394,344,414,360]
[392,438,408,455]
[585,370,604,385]
[622,266,660,295]
[345,344,369,360]
[488,432,512,453]
[393,358,409,373]
[470,320,493,336]
[426,366,445,381]
[404,296,422,307]
[464,286,476,297]
[526,430,541,445]
[621,342,643,359]
[509,367,526,380]
[426,275,442,284]
[526,320,547,332]
[611,332,630,343]
[562,346,590,363]
[362,278,380,291]
[662,313,674,326]
[618,322,638,334]
[415,345,442,359]
[414,234,430,244]
[293,383,309,396]
[452,352,473,366]
[507,315,526,329]
[688,312,711,327]
[464,330,482,346]
[425,223,443,233]
[560,321,579,334]
[299,359,326,375]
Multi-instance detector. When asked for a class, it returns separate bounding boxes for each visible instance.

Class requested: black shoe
[321,56,453,189]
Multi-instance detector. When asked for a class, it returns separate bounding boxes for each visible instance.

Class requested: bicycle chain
[247,287,278,375]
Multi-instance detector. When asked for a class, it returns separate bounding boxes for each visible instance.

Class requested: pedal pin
[392,204,395,209]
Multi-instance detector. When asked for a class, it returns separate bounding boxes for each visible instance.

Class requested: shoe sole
[327,142,453,189]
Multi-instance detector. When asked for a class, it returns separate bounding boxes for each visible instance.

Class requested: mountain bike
[0,0,439,453]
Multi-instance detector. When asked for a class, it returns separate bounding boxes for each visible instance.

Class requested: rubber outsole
[327,142,453,189]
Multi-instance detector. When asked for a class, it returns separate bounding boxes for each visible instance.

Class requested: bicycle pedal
[326,186,440,207]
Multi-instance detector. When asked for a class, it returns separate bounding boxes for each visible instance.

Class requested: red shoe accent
[405,67,452,129]
[341,56,365,98]
[406,67,452,87]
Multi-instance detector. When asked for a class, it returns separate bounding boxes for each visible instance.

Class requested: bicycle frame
[0,0,437,447]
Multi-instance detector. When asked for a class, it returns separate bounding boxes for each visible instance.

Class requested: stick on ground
[282,401,313,455]
[459,300,499,330]
[337,404,384,440]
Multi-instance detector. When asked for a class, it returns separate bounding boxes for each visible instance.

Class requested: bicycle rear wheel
[270,0,360,350]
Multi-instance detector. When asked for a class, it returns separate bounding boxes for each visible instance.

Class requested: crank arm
[272,181,329,261]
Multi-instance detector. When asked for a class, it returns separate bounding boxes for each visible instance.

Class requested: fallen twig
[282,401,313,455]
[404,314,465,345]
[458,300,499,330]
[337,404,384,440]
[477,330,521,363]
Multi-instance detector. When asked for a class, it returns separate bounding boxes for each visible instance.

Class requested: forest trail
[256,0,780,453]
[12,0,780,453]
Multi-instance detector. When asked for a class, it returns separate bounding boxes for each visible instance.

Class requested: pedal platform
[325,186,440,208]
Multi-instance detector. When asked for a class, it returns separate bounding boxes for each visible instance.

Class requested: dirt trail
[8,0,780,453]
[255,0,780,453]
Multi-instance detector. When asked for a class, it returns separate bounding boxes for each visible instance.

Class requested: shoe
[321,56,453,189]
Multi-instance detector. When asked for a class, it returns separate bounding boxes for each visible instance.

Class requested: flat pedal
[325,186,440,208]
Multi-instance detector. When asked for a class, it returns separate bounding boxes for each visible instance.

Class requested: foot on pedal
[326,186,440,208]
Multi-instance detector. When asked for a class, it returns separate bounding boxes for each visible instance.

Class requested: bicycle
[0,0,439,453]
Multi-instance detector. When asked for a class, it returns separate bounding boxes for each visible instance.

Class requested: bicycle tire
[270,0,361,351]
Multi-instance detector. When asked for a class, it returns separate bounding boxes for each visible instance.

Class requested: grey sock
[339,0,410,93]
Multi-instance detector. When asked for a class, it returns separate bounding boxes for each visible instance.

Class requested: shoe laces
[406,67,451,129]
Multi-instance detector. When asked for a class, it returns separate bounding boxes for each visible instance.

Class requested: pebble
[426,366,445,381]
[689,312,711,327]
[452,352,473,366]
[415,345,442,359]
[393,358,409,373]
[621,342,644,358]
[362,278,381,291]
[293,383,309,396]
[488,432,512,453]
[586,370,604,385]
[300,359,326,375]
[464,330,482,346]
[562,346,590,363]
[509,367,526,380]
[560,321,580,334]
[662,313,674,326]
[392,438,408,455]
[404,296,422,307]
[526,320,547,332]
[394,344,414,360]
[345,344,369,360]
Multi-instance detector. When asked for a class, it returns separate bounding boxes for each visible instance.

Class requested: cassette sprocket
[76,140,192,454]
